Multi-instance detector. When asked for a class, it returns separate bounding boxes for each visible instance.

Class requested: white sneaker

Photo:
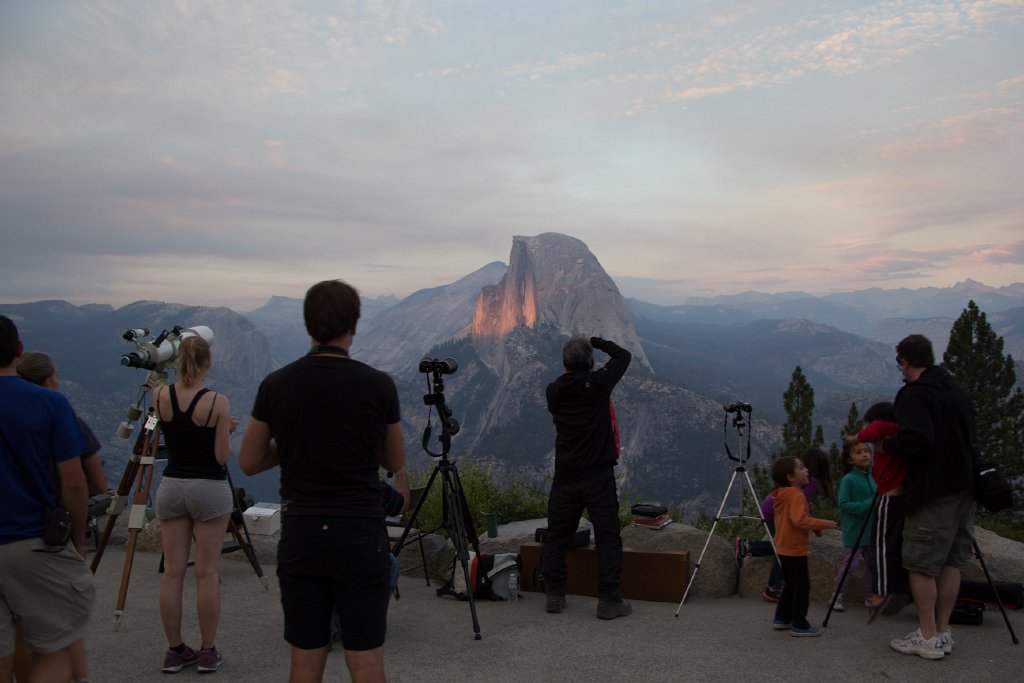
[832,593,845,612]
[890,629,944,660]
[936,627,954,655]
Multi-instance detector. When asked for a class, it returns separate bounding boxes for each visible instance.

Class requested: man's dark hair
[562,337,593,372]
[0,315,19,367]
[304,280,360,344]
[771,456,800,488]
[896,334,934,368]
[864,401,896,423]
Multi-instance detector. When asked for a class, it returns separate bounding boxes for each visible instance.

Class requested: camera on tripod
[120,325,214,371]
[115,324,214,439]
[723,401,751,414]
[419,356,458,375]
[420,356,460,456]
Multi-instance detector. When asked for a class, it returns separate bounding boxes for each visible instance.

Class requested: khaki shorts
[0,539,95,656]
[155,476,233,522]
[902,488,976,577]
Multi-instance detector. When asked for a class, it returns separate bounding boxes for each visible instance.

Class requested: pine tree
[842,402,862,437]
[781,366,815,455]
[943,301,1024,503]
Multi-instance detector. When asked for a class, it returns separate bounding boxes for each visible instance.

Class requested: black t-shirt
[251,354,400,517]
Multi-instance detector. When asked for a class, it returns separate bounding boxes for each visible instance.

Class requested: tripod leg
[822,489,880,627]
[223,468,268,589]
[676,470,741,615]
[973,539,1020,644]
[449,464,481,557]
[441,463,481,640]
[393,466,439,557]
[114,456,156,628]
[90,451,145,573]
[227,519,268,589]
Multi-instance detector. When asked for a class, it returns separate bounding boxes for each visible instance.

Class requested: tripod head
[420,356,460,458]
[723,400,753,463]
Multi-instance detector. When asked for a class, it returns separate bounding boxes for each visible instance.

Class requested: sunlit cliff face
[471,260,537,338]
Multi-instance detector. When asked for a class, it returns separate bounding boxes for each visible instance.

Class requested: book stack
[633,513,672,529]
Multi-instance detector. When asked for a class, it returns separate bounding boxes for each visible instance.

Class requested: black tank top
[160,385,226,480]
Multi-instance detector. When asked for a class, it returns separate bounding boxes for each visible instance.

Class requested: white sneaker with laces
[890,628,944,660]
[937,627,954,655]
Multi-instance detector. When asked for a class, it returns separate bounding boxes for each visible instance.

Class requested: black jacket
[882,366,976,512]
[546,339,631,484]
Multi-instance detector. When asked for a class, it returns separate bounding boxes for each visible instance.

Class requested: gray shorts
[0,539,95,656]
[903,488,977,577]
[155,476,233,522]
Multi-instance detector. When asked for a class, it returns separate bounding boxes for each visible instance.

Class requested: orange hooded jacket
[772,486,834,556]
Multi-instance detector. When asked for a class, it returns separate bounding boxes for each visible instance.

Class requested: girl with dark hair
[830,441,876,611]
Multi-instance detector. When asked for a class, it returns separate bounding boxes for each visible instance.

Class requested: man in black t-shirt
[240,281,407,683]
[542,336,632,620]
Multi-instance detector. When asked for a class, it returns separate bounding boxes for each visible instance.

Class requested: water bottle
[507,569,519,604]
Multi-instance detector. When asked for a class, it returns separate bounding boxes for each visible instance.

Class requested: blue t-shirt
[0,376,89,544]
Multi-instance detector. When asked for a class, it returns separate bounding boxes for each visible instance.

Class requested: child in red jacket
[842,401,907,620]
[771,456,838,637]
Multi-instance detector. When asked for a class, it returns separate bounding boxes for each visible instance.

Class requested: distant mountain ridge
[4,238,1022,509]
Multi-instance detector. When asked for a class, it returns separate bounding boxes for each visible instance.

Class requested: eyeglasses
[896,357,906,369]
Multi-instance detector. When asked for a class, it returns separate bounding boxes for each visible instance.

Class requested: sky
[1,1,1023,310]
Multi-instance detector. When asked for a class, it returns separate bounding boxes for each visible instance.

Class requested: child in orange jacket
[771,456,838,637]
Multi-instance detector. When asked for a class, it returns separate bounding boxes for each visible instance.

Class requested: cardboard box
[243,503,281,536]
[518,542,690,603]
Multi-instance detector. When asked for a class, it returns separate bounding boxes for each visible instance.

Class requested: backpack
[444,551,519,601]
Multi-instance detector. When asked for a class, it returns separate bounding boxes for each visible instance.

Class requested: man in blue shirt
[0,315,95,681]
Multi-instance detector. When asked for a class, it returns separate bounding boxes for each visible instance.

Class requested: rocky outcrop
[471,234,649,373]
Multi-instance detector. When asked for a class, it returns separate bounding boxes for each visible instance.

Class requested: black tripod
[392,357,483,640]
[676,402,779,614]
[824,489,1019,644]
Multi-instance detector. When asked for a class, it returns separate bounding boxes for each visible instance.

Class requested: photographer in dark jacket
[883,334,977,660]
[542,336,631,620]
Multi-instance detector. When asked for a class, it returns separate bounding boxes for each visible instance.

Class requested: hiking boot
[937,627,954,655]
[890,629,944,660]
[197,646,224,673]
[545,594,566,614]
[162,644,199,673]
[596,597,632,620]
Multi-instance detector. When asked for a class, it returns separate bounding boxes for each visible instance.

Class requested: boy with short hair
[770,456,838,637]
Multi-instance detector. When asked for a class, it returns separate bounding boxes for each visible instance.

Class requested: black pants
[541,469,623,599]
[871,494,908,597]
[748,520,784,591]
[775,555,811,629]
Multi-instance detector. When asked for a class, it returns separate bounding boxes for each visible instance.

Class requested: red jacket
[858,420,905,495]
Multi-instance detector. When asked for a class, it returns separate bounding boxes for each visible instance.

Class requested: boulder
[737,525,1024,607]
[621,523,736,598]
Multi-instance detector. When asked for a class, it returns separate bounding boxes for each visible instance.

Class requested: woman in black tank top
[151,335,237,673]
